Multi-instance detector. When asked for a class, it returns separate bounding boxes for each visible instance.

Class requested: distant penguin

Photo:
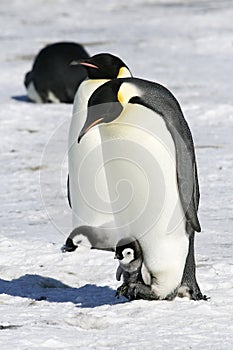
[68,53,132,247]
[24,42,89,103]
[115,237,151,300]
[77,77,205,301]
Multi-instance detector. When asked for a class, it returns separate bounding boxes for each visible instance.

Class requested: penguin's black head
[78,78,124,142]
[78,53,131,80]
[115,237,142,263]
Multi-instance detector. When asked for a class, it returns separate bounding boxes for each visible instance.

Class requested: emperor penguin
[77,77,205,301]
[24,42,89,103]
[115,237,151,300]
[67,53,132,250]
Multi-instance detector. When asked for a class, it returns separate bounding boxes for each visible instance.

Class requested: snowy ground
[1,0,233,349]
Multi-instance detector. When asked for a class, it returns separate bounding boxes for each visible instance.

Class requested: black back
[24,42,89,103]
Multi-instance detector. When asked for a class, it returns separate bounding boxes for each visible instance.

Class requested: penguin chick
[62,225,116,252]
[115,238,152,300]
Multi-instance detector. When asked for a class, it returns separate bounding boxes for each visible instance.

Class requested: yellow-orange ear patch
[117,67,131,78]
[117,90,125,106]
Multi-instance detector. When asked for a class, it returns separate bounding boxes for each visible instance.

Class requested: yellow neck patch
[117,82,141,106]
[117,90,125,106]
[117,67,132,78]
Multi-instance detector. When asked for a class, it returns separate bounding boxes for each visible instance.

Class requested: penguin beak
[70,60,99,69]
[78,117,104,143]
[79,62,99,69]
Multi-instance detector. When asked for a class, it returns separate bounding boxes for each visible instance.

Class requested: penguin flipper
[128,84,201,233]
[162,108,201,232]
[141,263,151,285]
[67,174,72,208]
[175,132,201,232]
[166,99,201,232]
[163,111,201,233]
[116,266,123,281]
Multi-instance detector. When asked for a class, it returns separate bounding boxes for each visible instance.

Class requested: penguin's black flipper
[128,79,201,233]
[67,174,72,208]
[116,266,123,281]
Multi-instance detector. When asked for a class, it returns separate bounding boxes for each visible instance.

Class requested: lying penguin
[24,41,89,103]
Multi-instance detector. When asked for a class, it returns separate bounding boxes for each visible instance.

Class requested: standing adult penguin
[77,77,206,301]
[24,42,89,103]
[67,53,132,249]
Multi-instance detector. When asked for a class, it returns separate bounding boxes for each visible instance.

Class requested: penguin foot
[115,283,129,299]
[116,282,159,301]
[178,285,209,301]
[115,282,142,300]
[126,283,146,300]
[61,238,78,253]
[164,287,178,301]
[128,283,160,301]
[190,289,209,301]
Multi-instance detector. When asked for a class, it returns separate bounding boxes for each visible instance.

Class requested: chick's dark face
[115,247,124,261]
[115,239,141,262]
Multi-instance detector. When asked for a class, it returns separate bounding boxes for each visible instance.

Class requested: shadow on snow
[0,274,127,308]
[11,95,32,102]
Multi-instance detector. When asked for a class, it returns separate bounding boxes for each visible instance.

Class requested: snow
[0,0,233,349]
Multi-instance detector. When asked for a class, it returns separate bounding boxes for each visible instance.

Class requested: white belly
[100,104,189,297]
[68,79,117,233]
[27,81,42,103]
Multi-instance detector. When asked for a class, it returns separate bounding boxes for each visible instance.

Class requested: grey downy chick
[115,237,151,300]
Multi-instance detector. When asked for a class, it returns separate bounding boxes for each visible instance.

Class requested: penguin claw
[179,285,209,301]
[129,283,140,300]
[116,282,145,301]
[115,283,129,299]
[191,291,210,301]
